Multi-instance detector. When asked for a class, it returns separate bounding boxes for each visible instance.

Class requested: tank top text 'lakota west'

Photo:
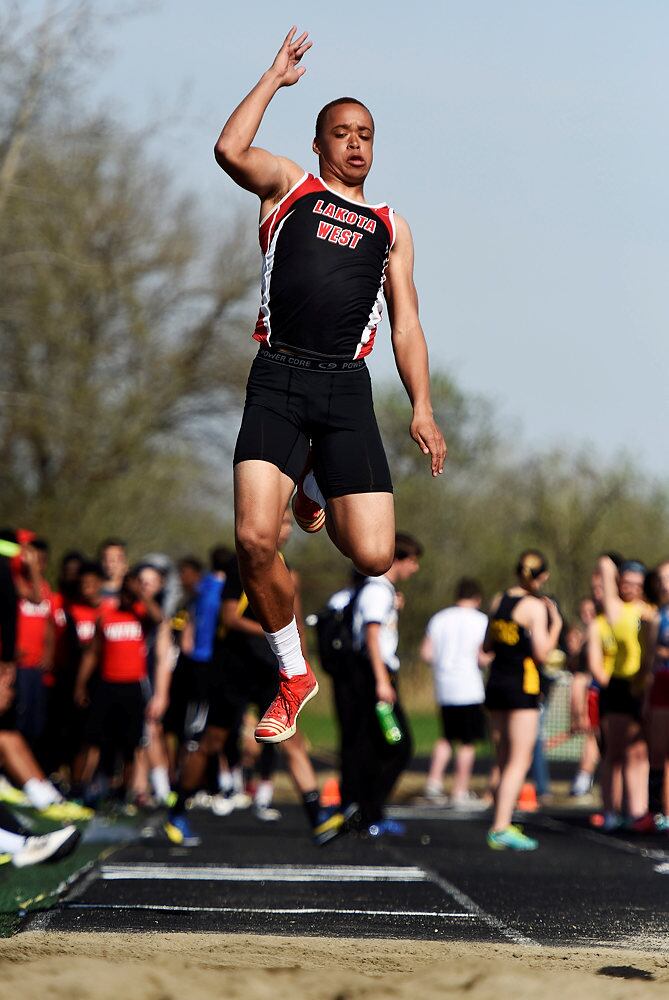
[253,173,395,360]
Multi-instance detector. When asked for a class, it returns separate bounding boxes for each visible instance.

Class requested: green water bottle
[375,701,402,744]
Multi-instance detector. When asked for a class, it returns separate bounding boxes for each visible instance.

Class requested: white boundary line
[531,814,669,863]
[62,902,476,919]
[380,843,537,947]
[99,864,429,883]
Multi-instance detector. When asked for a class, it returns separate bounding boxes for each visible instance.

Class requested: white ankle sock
[231,767,244,794]
[218,770,233,794]
[23,778,61,810]
[254,780,274,809]
[0,828,25,853]
[303,470,326,509]
[150,766,171,804]
[264,617,307,678]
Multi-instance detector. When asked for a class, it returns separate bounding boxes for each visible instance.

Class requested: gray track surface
[23,806,669,946]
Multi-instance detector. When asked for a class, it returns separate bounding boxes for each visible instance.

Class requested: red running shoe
[628,812,656,834]
[292,457,326,534]
[255,666,319,743]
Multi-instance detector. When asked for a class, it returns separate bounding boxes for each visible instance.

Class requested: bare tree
[0,115,258,548]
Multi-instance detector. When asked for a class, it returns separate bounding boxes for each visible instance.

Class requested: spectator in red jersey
[98,538,129,606]
[14,539,54,752]
[53,561,106,791]
[74,571,163,803]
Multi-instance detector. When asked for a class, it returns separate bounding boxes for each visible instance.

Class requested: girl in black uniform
[484,551,562,850]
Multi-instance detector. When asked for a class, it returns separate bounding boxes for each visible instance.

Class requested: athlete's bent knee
[235,524,278,571]
[352,548,394,577]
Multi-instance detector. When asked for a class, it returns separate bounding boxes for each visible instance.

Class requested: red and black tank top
[253,173,395,360]
[99,603,147,683]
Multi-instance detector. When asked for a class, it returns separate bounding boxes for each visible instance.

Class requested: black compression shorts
[440,704,487,744]
[233,353,393,499]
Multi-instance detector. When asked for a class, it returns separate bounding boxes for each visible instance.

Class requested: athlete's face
[313,104,374,183]
[619,570,644,603]
[395,554,420,583]
[102,545,128,583]
[579,597,596,626]
[80,572,102,605]
[139,567,163,600]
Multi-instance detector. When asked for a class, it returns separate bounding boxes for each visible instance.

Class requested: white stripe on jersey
[353,251,389,359]
[257,210,295,346]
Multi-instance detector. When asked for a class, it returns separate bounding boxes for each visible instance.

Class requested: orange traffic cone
[517,782,538,812]
[321,776,341,807]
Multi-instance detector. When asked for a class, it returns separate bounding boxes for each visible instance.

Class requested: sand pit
[1,933,667,999]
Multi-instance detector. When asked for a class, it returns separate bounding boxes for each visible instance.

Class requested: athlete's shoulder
[390,211,413,246]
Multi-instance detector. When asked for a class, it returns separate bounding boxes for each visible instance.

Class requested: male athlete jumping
[215,28,447,744]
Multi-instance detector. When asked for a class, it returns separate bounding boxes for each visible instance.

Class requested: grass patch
[0,840,103,937]
[300,700,442,757]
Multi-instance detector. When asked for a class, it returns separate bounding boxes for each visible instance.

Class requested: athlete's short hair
[394,532,423,562]
[79,560,105,579]
[210,545,233,573]
[455,577,483,601]
[178,556,203,574]
[315,97,374,139]
[516,549,548,582]
[98,536,127,556]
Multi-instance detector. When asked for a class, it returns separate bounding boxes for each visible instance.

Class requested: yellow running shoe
[40,801,94,823]
[0,777,28,806]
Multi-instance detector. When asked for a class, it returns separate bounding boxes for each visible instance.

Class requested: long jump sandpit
[1,932,667,999]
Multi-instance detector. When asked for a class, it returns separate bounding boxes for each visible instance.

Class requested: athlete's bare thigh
[326,491,395,578]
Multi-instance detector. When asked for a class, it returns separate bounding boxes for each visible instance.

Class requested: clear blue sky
[45,1,669,471]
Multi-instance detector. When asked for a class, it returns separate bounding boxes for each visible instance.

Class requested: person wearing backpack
[317,569,368,817]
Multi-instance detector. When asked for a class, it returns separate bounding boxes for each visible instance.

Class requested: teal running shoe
[487,824,538,851]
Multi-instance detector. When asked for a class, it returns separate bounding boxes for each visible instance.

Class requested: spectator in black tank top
[483,551,562,851]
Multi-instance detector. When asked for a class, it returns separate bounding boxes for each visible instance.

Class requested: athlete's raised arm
[214,27,311,210]
[385,213,447,477]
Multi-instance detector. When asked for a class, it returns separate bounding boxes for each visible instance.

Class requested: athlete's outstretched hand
[269,27,313,87]
[411,413,447,477]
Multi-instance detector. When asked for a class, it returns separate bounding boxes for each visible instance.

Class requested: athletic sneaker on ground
[570,770,594,797]
[40,800,93,822]
[487,825,538,851]
[209,794,235,817]
[255,804,282,822]
[255,666,319,743]
[450,791,489,812]
[312,805,345,846]
[164,815,201,847]
[12,825,80,868]
[367,818,407,838]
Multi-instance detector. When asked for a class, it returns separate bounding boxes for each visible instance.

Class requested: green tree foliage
[293,378,669,665]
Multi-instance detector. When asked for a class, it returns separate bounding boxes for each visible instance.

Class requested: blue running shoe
[313,806,344,846]
[164,814,201,846]
[367,818,407,838]
[487,824,538,851]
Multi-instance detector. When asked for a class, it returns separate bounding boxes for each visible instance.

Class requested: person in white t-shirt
[421,578,491,808]
[350,533,423,836]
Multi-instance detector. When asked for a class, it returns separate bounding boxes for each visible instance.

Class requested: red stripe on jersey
[371,205,395,246]
[357,328,377,358]
[259,173,323,253]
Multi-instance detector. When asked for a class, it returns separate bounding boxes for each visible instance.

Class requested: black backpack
[314,583,366,677]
